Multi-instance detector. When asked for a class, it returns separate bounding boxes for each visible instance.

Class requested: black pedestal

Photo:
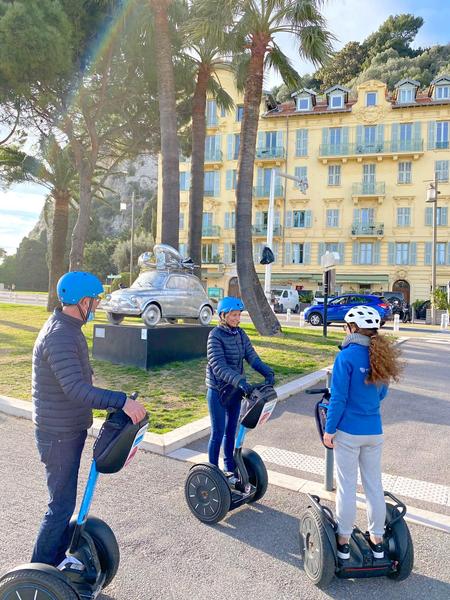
[92,324,213,369]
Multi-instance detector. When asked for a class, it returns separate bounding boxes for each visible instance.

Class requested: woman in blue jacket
[323,305,402,561]
[206,297,274,478]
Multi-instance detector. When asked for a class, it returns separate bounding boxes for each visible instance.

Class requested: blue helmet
[217,296,245,315]
[57,271,104,305]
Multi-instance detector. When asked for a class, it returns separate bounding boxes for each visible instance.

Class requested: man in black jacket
[31,271,146,568]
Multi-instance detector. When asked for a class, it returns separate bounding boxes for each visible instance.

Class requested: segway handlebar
[305,388,330,395]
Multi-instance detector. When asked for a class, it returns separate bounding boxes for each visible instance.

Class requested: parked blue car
[304,294,392,326]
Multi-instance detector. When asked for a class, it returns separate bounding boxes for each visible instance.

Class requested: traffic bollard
[286,308,291,322]
[440,312,449,329]
[324,369,334,492]
[299,311,305,328]
[393,313,400,332]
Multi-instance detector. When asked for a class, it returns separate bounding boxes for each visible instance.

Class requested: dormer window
[297,96,311,111]
[366,92,377,107]
[399,88,413,103]
[436,86,450,100]
[330,93,344,109]
[394,79,419,104]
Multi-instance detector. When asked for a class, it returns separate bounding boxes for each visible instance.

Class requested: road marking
[169,447,450,534]
[421,338,450,344]
[252,445,450,507]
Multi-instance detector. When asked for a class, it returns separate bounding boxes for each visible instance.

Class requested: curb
[0,366,330,456]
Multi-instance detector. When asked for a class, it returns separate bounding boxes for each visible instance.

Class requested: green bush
[433,289,449,310]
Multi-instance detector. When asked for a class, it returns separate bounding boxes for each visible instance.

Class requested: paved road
[0,412,449,600]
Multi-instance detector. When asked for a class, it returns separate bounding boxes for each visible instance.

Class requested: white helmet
[344,305,381,329]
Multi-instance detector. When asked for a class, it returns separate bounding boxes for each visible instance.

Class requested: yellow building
[157,68,450,304]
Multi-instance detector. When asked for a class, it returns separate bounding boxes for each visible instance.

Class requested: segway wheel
[69,516,120,588]
[0,568,79,600]
[385,504,414,581]
[242,448,268,503]
[185,465,231,524]
[299,508,336,589]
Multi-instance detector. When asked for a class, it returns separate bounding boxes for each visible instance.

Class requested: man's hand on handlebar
[123,396,147,424]
[238,379,254,396]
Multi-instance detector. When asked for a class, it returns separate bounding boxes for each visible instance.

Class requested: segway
[0,395,149,600]
[299,388,414,588]
[185,384,277,524]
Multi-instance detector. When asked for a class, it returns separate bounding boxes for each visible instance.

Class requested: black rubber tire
[83,517,120,588]
[299,507,336,589]
[106,312,124,325]
[386,505,414,581]
[0,569,79,600]
[242,448,268,503]
[308,312,323,326]
[166,318,177,324]
[142,303,161,327]
[185,465,231,524]
[294,304,300,314]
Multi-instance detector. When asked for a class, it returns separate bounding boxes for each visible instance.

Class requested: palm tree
[193,1,334,335]
[149,0,181,248]
[184,7,234,276]
[0,137,76,311]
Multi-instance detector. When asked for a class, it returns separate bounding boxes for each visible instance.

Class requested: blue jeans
[207,388,241,472]
[31,429,87,566]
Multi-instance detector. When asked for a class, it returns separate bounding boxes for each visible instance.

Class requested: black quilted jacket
[32,309,126,433]
[205,325,273,390]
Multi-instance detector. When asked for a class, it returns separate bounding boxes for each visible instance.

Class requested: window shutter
[353,208,360,224]
[212,243,219,259]
[274,211,281,226]
[186,172,191,189]
[377,124,385,149]
[428,121,436,150]
[338,242,345,264]
[391,123,399,151]
[342,127,349,151]
[276,130,283,148]
[225,170,233,190]
[227,134,233,160]
[257,168,264,189]
[179,213,184,229]
[318,243,325,262]
[447,242,450,265]
[424,242,432,265]
[409,242,417,265]
[441,207,448,225]
[388,242,395,265]
[305,210,312,227]
[304,243,311,264]
[215,134,221,152]
[368,208,375,224]
[413,121,421,144]
[322,128,329,146]
[374,242,381,265]
[425,206,433,226]
[352,242,359,264]
[284,242,292,264]
[273,242,279,262]
[286,211,293,228]
[224,212,230,229]
[213,172,220,196]
[255,211,263,226]
[257,131,264,149]
[356,125,363,148]
[224,243,231,264]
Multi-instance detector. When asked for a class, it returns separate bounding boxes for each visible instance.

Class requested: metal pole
[323,270,329,337]
[324,369,334,491]
[431,173,438,325]
[130,190,135,287]
[264,168,276,302]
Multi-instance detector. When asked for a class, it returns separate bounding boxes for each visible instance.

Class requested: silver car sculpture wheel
[142,304,162,327]
[199,306,213,326]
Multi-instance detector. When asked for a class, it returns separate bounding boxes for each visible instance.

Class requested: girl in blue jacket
[323,305,402,561]
[206,297,274,478]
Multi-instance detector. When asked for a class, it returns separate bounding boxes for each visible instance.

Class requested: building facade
[156,68,450,304]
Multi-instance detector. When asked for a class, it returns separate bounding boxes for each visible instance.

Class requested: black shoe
[337,542,350,560]
[368,538,384,559]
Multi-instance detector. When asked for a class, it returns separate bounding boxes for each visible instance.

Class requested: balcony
[436,141,449,149]
[202,256,222,264]
[252,225,282,237]
[318,139,424,162]
[352,182,385,195]
[204,148,223,167]
[351,223,384,238]
[202,225,221,237]
[255,146,286,162]
[253,184,284,198]
[204,189,220,198]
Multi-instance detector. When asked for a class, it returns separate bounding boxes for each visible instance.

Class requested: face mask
[87,311,95,322]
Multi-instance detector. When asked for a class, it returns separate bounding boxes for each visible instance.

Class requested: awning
[257,271,389,284]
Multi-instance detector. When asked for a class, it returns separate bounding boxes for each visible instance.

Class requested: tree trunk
[189,65,209,279]
[47,189,70,311]
[69,161,93,271]
[236,39,281,336]
[150,0,180,249]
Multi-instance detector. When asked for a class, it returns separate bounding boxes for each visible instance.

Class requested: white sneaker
[57,556,85,571]
[224,471,239,486]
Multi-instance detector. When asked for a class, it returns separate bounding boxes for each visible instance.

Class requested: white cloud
[0,184,47,254]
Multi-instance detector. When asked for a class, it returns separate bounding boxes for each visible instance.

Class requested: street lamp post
[426,174,439,324]
[263,171,308,302]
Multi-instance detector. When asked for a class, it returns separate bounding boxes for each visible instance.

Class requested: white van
[272,289,300,313]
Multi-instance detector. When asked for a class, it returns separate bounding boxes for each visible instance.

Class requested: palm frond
[297,24,335,67]
[207,76,235,112]
[265,44,301,89]
[232,52,251,93]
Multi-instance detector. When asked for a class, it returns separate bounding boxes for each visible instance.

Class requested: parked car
[272,289,300,313]
[304,294,392,326]
[99,245,214,327]
[384,292,411,323]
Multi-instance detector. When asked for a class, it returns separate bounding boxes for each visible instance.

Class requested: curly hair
[357,328,403,384]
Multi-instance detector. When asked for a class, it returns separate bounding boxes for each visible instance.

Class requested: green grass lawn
[0,304,341,433]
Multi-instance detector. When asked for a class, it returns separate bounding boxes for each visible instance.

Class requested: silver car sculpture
[99,244,214,327]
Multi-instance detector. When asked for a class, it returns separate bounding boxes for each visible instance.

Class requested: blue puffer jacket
[32,309,127,433]
[205,325,273,390]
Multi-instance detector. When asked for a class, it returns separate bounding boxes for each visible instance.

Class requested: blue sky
[1,0,449,256]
